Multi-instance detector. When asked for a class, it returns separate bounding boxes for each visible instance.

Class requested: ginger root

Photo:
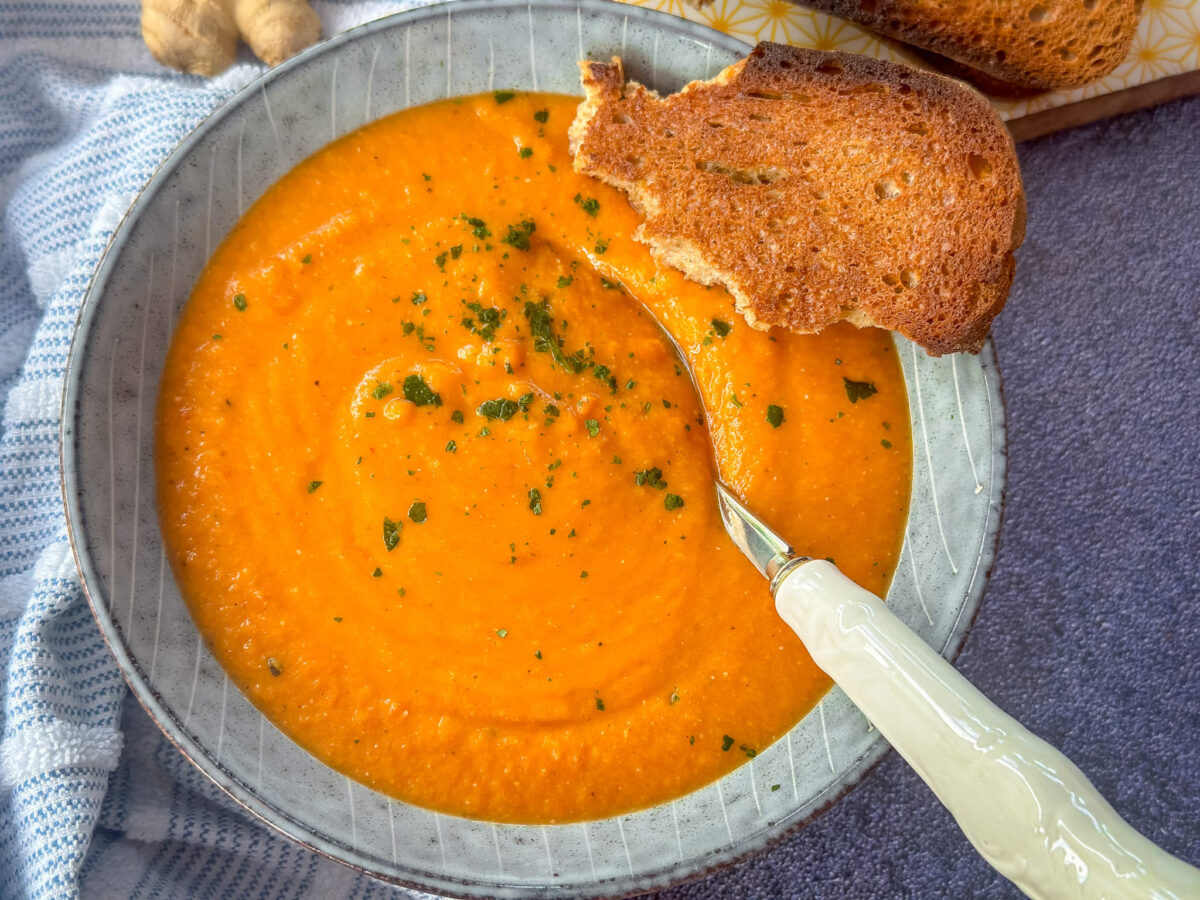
[142,0,321,76]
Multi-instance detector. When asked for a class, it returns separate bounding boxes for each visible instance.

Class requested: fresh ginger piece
[141,0,320,76]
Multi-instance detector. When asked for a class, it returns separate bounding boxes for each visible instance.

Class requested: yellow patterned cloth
[624,0,1200,119]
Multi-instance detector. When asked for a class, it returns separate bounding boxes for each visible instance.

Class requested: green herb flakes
[267,657,282,677]
[408,501,427,524]
[462,215,490,239]
[574,193,600,216]
[233,293,247,311]
[494,90,516,104]
[403,374,442,407]
[771,784,781,792]
[372,567,382,578]
[477,397,519,420]
[585,419,600,437]
[843,377,878,403]
[721,735,735,752]
[445,440,457,453]
[519,146,533,159]
[451,410,464,424]
[881,438,892,449]
[533,109,549,123]
[528,488,543,516]
[740,744,757,758]
[501,219,536,251]
[371,382,393,400]
[411,291,428,305]
[496,628,508,638]
[307,481,323,493]
[664,493,684,511]
[595,695,605,711]
[711,318,731,338]
[635,467,668,490]
[556,275,573,288]
[382,517,402,552]
[301,254,312,264]
[767,404,785,428]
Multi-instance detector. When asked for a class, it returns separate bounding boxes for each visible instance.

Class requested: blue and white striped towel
[0,3,439,897]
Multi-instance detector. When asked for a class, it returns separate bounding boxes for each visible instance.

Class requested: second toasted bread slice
[570,43,1025,356]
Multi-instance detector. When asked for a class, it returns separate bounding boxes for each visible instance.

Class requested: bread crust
[798,0,1141,90]
[570,42,1025,356]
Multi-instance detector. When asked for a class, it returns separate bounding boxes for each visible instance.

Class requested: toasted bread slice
[570,43,1025,356]
[797,0,1140,91]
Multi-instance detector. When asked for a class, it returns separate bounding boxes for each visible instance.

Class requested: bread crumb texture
[799,0,1141,90]
[570,43,1026,356]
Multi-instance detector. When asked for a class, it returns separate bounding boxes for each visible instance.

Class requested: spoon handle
[774,559,1200,900]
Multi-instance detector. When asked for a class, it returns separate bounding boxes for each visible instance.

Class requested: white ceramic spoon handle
[774,559,1200,900]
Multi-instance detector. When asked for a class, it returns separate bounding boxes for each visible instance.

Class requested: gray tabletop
[659,95,1200,899]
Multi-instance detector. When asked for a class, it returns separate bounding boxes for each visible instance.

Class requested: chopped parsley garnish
[518,146,533,159]
[771,784,781,792]
[593,364,617,392]
[462,215,490,239]
[445,440,457,453]
[635,467,668,490]
[371,382,393,400]
[711,318,732,338]
[585,419,600,437]
[593,237,609,255]
[844,377,878,403]
[434,251,447,271]
[371,567,382,578]
[595,695,605,711]
[451,410,464,424]
[556,275,573,288]
[721,735,735,752]
[740,744,757,758]
[477,398,519,420]
[382,517,401,551]
[599,277,621,291]
[233,293,247,311]
[461,302,506,341]
[408,501,427,524]
[574,193,600,216]
[301,254,312,264]
[411,291,427,305]
[669,689,680,704]
[664,493,684,511]
[523,299,584,372]
[528,488,543,516]
[534,650,543,659]
[881,438,892,449]
[501,219,536,251]
[307,481,322,493]
[533,109,549,123]
[494,90,516,104]
[402,374,442,407]
[450,244,463,260]
[496,628,508,638]
[767,404,785,428]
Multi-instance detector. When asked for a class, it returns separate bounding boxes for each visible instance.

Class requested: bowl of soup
[61,1,1005,896]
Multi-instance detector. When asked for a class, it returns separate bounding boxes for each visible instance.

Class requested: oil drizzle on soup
[156,93,911,824]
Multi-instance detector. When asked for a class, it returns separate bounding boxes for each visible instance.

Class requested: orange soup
[156,93,911,823]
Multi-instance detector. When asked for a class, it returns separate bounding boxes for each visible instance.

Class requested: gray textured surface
[659,95,1200,899]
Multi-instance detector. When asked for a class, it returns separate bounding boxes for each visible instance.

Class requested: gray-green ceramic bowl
[61,1,1005,896]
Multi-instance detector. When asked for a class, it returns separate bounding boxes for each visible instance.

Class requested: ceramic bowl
[61,1,1005,896]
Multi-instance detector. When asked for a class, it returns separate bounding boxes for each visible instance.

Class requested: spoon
[715,482,1200,900]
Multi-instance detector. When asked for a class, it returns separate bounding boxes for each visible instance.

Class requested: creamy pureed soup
[156,93,911,824]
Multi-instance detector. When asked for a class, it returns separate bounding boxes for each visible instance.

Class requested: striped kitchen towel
[0,3,436,897]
